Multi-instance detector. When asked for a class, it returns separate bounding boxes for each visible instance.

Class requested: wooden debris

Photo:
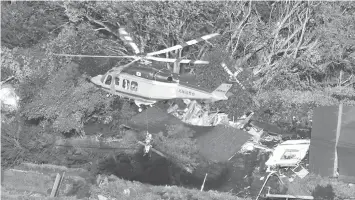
[200,173,208,191]
[50,173,61,197]
[55,172,65,197]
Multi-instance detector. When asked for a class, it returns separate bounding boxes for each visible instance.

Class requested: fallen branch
[234,43,266,69]
[200,173,208,191]
[55,172,65,197]
[0,76,15,85]
[84,15,118,38]
[50,173,62,197]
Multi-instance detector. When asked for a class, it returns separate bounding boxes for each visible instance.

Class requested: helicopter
[55,28,234,112]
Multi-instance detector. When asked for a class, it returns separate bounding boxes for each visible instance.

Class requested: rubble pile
[166,99,318,198]
[167,100,283,155]
[167,100,229,127]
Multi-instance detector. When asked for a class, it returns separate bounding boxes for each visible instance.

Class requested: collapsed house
[166,100,284,158]
[309,104,355,183]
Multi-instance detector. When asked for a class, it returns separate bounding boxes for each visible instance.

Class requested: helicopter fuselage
[90,65,232,108]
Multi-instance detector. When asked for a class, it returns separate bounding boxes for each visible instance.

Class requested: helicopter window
[131,81,138,91]
[123,79,130,90]
[104,75,112,85]
[115,77,120,86]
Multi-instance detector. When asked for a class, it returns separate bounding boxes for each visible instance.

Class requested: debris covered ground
[2,97,355,199]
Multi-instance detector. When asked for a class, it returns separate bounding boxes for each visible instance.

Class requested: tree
[21,63,112,135]
[57,1,228,72]
[152,124,199,171]
[1,1,68,48]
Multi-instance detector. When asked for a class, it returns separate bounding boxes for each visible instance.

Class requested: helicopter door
[131,81,138,92]
[114,77,120,86]
[113,76,120,93]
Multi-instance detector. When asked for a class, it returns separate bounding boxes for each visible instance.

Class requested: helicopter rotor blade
[118,28,140,54]
[145,56,209,64]
[113,58,141,73]
[53,53,137,59]
[146,33,220,56]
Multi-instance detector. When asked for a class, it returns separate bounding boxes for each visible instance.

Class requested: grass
[89,177,252,200]
[1,166,250,200]
[2,161,355,200]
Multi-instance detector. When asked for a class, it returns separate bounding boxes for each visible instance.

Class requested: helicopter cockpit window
[115,77,120,86]
[131,81,138,92]
[122,79,130,90]
[104,75,112,85]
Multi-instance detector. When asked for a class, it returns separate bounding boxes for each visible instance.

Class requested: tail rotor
[221,62,245,90]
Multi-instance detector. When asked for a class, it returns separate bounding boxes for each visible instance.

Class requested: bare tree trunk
[338,70,343,86]
[225,1,252,51]
[173,49,182,74]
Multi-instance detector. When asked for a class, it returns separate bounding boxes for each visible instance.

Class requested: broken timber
[200,173,208,191]
[50,173,61,197]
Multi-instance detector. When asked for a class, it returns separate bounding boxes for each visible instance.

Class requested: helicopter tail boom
[211,83,233,101]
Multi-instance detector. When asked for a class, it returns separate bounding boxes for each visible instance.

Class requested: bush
[312,184,335,200]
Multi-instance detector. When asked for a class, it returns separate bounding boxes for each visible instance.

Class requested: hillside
[1,1,355,200]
